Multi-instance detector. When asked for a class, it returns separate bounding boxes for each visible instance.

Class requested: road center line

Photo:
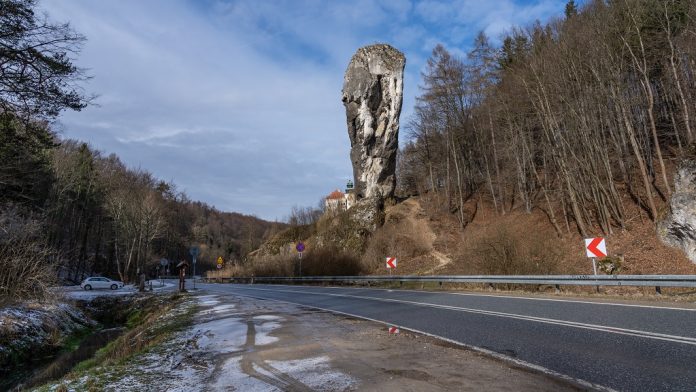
[261,283,696,312]
[224,285,696,346]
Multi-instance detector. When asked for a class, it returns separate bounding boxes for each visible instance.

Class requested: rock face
[658,160,696,263]
[342,44,405,200]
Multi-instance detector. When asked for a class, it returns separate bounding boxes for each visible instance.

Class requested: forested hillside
[2,132,284,294]
[398,0,696,237]
[0,0,282,300]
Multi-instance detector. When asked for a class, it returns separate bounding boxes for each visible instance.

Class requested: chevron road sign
[386,257,397,269]
[585,238,607,258]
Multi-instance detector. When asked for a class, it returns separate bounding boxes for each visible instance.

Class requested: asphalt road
[197,283,696,392]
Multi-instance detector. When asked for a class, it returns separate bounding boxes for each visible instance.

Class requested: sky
[41,0,572,221]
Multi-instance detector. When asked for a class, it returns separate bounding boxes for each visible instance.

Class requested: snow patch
[267,356,356,391]
[211,357,280,391]
[199,304,236,315]
[253,315,282,321]
[255,319,282,346]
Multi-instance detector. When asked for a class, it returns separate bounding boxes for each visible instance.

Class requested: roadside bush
[248,255,294,277]
[473,228,559,275]
[597,255,623,275]
[298,246,363,276]
[248,246,363,277]
[0,206,57,303]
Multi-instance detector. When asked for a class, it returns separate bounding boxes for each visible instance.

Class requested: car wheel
[84,284,92,291]
[111,284,118,290]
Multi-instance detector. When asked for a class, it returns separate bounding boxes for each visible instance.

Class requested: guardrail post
[488,283,494,291]
[655,286,662,295]
[400,280,403,287]
[555,284,560,293]
[439,281,443,289]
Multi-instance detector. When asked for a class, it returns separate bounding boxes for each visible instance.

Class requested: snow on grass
[0,301,93,370]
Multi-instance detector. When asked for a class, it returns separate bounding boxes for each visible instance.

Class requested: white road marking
[219,285,696,346]
[257,283,696,312]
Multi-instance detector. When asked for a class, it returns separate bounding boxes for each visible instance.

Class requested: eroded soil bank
[44,291,580,391]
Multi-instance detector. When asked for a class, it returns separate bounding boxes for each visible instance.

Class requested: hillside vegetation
[395,0,696,266]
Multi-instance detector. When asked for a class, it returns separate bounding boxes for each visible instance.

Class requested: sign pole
[193,256,196,290]
[295,242,305,278]
[592,257,599,293]
[592,257,597,276]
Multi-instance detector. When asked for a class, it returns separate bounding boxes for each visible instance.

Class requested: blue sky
[41,0,572,221]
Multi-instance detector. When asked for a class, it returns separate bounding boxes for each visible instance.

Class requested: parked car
[80,277,124,290]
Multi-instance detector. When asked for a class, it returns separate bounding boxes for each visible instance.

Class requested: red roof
[326,189,345,200]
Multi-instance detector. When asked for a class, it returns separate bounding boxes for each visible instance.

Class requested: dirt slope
[369,195,696,276]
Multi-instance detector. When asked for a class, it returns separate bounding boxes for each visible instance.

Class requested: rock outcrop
[342,44,405,200]
[658,160,696,263]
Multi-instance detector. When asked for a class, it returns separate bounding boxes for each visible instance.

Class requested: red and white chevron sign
[388,326,399,334]
[584,237,607,258]
[386,257,397,269]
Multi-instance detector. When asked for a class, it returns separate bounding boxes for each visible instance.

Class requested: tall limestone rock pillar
[342,44,405,200]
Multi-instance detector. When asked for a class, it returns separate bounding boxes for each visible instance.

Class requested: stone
[658,159,696,263]
[342,44,405,200]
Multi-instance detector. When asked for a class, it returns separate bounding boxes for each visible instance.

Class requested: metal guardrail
[203,275,696,292]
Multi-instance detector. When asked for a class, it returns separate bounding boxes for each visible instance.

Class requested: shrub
[597,255,623,275]
[249,246,363,277]
[297,246,363,276]
[248,255,294,277]
[473,228,559,275]
[0,206,57,303]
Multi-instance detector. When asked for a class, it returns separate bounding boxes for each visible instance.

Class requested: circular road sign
[296,242,305,253]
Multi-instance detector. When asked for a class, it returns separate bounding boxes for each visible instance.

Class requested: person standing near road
[176,259,189,292]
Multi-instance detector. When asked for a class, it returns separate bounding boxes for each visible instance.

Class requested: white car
[80,277,124,291]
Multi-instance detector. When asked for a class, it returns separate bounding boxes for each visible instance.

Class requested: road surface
[196,282,696,392]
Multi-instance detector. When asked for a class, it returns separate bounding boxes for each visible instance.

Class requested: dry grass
[295,247,363,276]
[238,246,365,277]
